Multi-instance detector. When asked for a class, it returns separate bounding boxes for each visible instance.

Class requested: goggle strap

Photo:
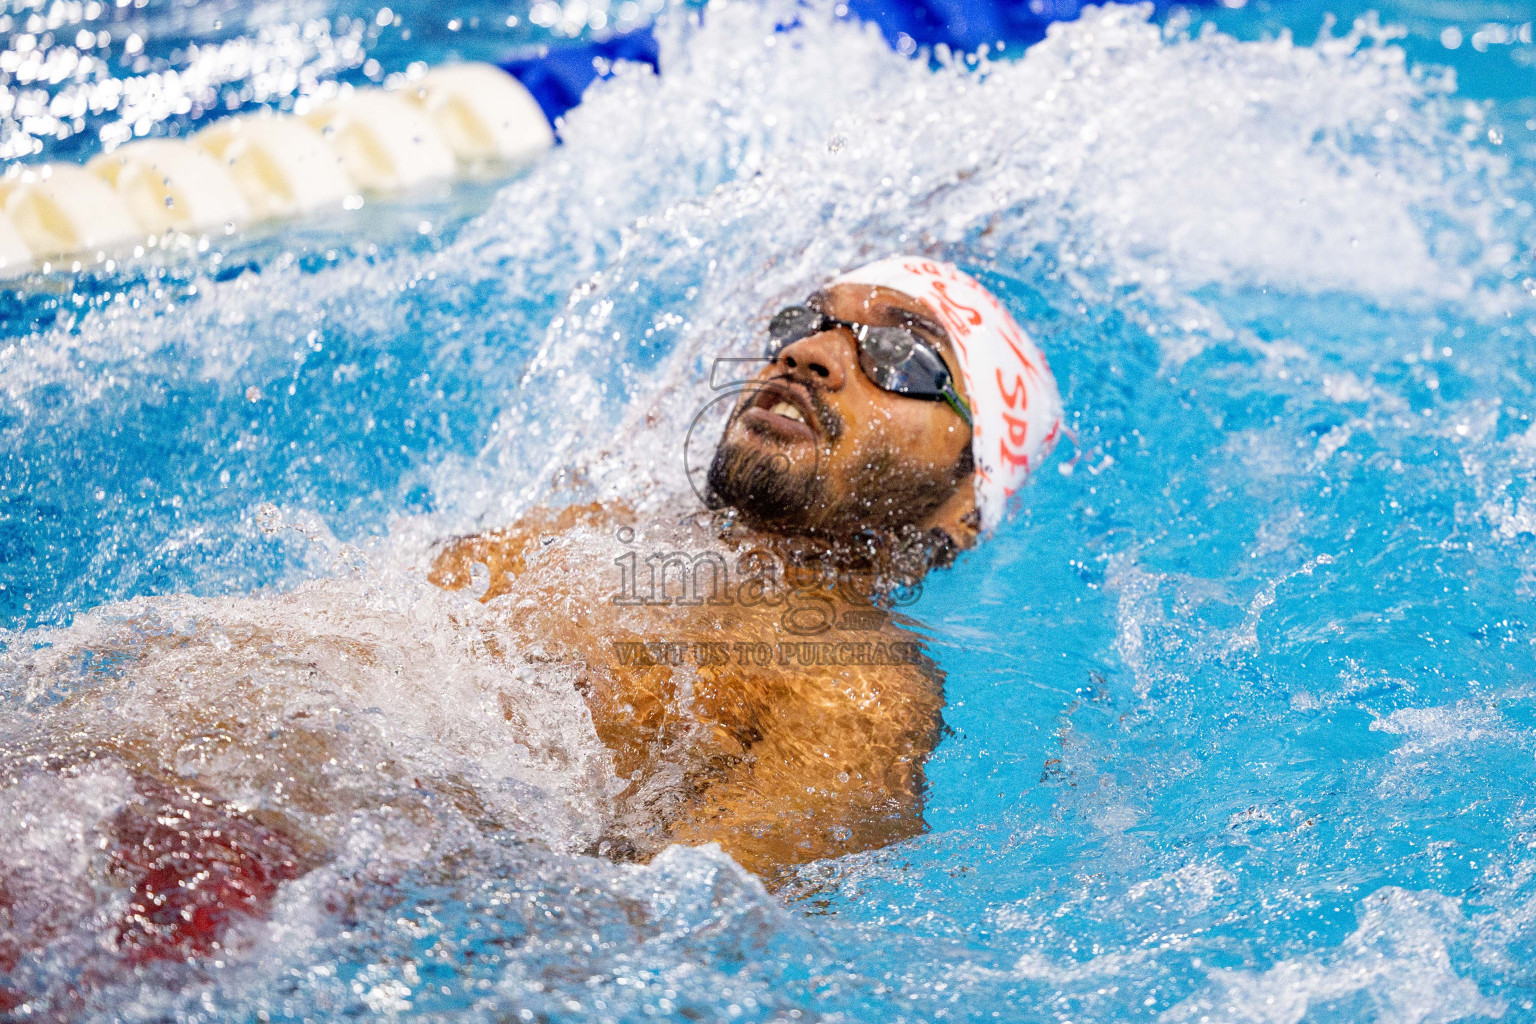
[943,384,974,427]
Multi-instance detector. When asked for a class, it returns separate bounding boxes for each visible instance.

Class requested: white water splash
[0,2,1530,1018]
[1164,887,1503,1024]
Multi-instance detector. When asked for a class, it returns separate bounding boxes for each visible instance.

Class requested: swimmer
[427,257,1062,874]
[0,258,1060,975]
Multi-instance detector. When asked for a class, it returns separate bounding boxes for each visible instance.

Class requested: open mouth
[739,379,817,443]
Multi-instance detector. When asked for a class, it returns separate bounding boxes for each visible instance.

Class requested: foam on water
[1164,887,1504,1024]
[3,0,1536,1019]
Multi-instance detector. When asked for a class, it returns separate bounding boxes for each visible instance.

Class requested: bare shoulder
[427,502,634,599]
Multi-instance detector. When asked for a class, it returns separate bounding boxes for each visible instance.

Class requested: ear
[920,479,980,551]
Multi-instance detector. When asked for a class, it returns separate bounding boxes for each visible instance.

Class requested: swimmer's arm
[428,502,632,601]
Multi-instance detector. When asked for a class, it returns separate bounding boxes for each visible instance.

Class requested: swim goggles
[765,306,973,426]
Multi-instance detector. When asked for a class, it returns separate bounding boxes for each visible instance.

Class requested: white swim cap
[833,256,1063,532]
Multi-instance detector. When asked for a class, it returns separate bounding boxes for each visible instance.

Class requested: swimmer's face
[707,282,977,540]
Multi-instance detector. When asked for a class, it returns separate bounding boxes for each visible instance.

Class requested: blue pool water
[4,0,1536,1020]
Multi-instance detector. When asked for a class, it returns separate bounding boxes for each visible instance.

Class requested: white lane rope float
[0,62,554,276]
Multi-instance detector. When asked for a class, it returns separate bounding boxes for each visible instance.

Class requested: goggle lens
[767,306,826,347]
[763,307,970,424]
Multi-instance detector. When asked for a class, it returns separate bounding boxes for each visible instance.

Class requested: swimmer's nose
[773,329,848,390]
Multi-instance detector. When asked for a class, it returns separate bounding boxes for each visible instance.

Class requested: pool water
[4,0,1536,1020]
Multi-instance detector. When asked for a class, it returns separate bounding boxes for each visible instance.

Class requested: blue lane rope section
[500,0,1217,127]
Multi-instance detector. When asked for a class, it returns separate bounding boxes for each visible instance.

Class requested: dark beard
[705,381,845,530]
[705,451,966,592]
[704,438,828,528]
[706,377,973,537]
[706,426,969,538]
